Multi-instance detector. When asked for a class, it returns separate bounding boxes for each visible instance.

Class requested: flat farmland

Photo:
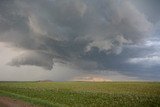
[0,82,160,107]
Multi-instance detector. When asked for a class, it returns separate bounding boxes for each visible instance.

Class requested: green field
[0,82,160,107]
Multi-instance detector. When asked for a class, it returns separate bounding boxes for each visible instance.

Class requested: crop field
[0,82,160,107]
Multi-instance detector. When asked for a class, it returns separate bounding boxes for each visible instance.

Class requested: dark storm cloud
[131,0,160,23]
[0,0,153,77]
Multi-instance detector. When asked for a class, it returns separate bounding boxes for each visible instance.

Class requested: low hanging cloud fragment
[0,0,152,72]
[8,51,54,70]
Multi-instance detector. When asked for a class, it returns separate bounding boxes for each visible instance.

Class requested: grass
[0,90,63,107]
[0,82,160,107]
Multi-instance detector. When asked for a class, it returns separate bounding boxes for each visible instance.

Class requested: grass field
[0,82,160,107]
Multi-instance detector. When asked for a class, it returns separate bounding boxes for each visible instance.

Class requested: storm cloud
[0,0,159,81]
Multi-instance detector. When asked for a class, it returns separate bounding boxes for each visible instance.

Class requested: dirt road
[0,97,37,107]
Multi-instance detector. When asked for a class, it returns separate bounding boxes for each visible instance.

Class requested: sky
[0,0,160,81]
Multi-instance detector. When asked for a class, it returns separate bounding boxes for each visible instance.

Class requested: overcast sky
[0,0,160,81]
